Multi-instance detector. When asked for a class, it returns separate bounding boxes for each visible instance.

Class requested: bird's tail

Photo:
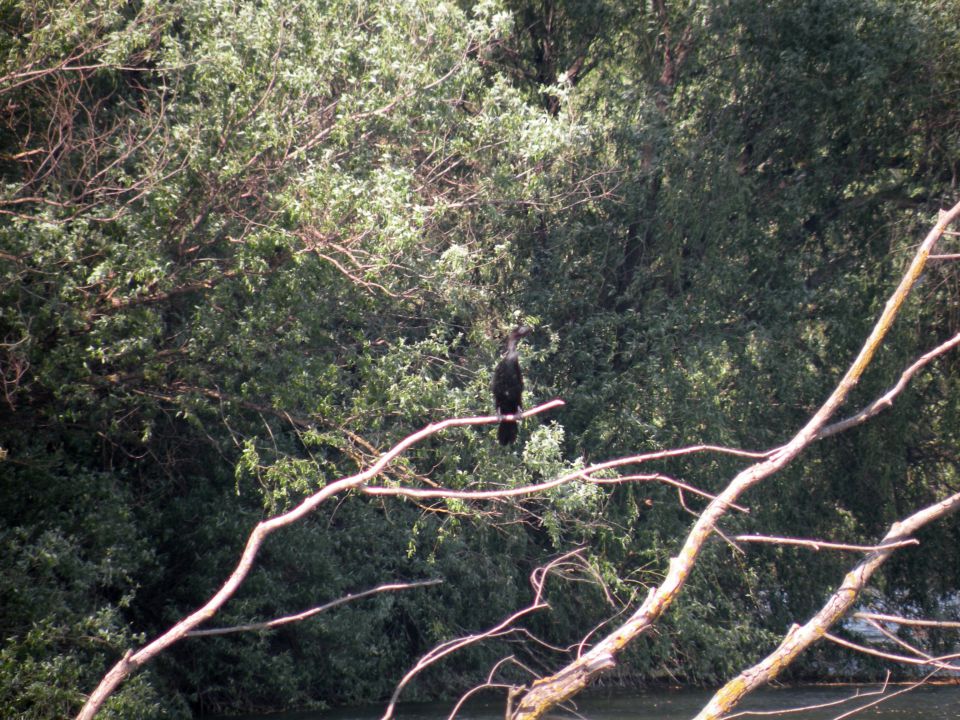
[497,420,518,445]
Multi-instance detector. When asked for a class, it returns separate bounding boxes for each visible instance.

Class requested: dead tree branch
[364,467,743,510]
[380,550,587,720]
[733,535,919,553]
[187,579,443,637]
[818,331,960,440]
[76,400,564,720]
[854,611,960,630]
[724,679,893,719]
[723,675,934,720]
[506,201,960,720]
[693,491,960,719]
[824,632,960,672]
[862,616,960,665]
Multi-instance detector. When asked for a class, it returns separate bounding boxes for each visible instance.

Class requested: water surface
[290,684,960,720]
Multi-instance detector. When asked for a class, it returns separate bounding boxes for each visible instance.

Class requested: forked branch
[506,201,960,720]
[694,491,960,719]
[76,401,564,720]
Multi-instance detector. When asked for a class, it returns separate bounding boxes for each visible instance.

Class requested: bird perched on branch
[492,325,532,445]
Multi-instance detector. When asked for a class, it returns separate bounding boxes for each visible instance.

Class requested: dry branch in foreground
[76,401,564,720]
[693,491,960,720]
[505,201,960,720]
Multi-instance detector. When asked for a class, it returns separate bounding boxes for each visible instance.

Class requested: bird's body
[492,325,532,445]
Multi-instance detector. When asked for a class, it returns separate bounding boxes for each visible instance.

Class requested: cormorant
[492,325,532,445]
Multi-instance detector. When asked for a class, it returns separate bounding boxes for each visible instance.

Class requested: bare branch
[507,200,960,720]
[827,675,941,720]
[855,611,960,629]
[818,331,960,440]
[365,464,750,519]
[383,550,607,720]
[365,443,768,502]
[610,473,751,513]
[864,617,960,665]
[733,535,919,553]
[76,400,564,720]
[824,632,960,671]
[383,601,550,716]
[724,679,893,718]
[187,580,442,637]
[447,657,520,720]
[693,491,960,720]
[723,675,937,720]
[380,552,581,720]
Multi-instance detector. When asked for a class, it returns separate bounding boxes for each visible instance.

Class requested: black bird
[492,325,532,445]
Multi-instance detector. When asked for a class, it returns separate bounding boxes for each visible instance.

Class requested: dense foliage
[2,0,959,717]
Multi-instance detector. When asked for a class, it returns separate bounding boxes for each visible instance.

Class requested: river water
[275,684,960,720]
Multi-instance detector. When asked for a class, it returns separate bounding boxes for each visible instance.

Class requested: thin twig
[602,473,751,513]
[724,679,891,718]
[819,331,960,439]
[382,551,585,720]
[855,611,960,629]
[187,579,442,637]
[733,535,919,553]
[824,632,960,671]
[863,617,960,666]
[380,606,548,720]
[830,674,940,720]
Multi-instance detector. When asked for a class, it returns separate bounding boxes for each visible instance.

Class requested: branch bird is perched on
[492,325,533,445]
